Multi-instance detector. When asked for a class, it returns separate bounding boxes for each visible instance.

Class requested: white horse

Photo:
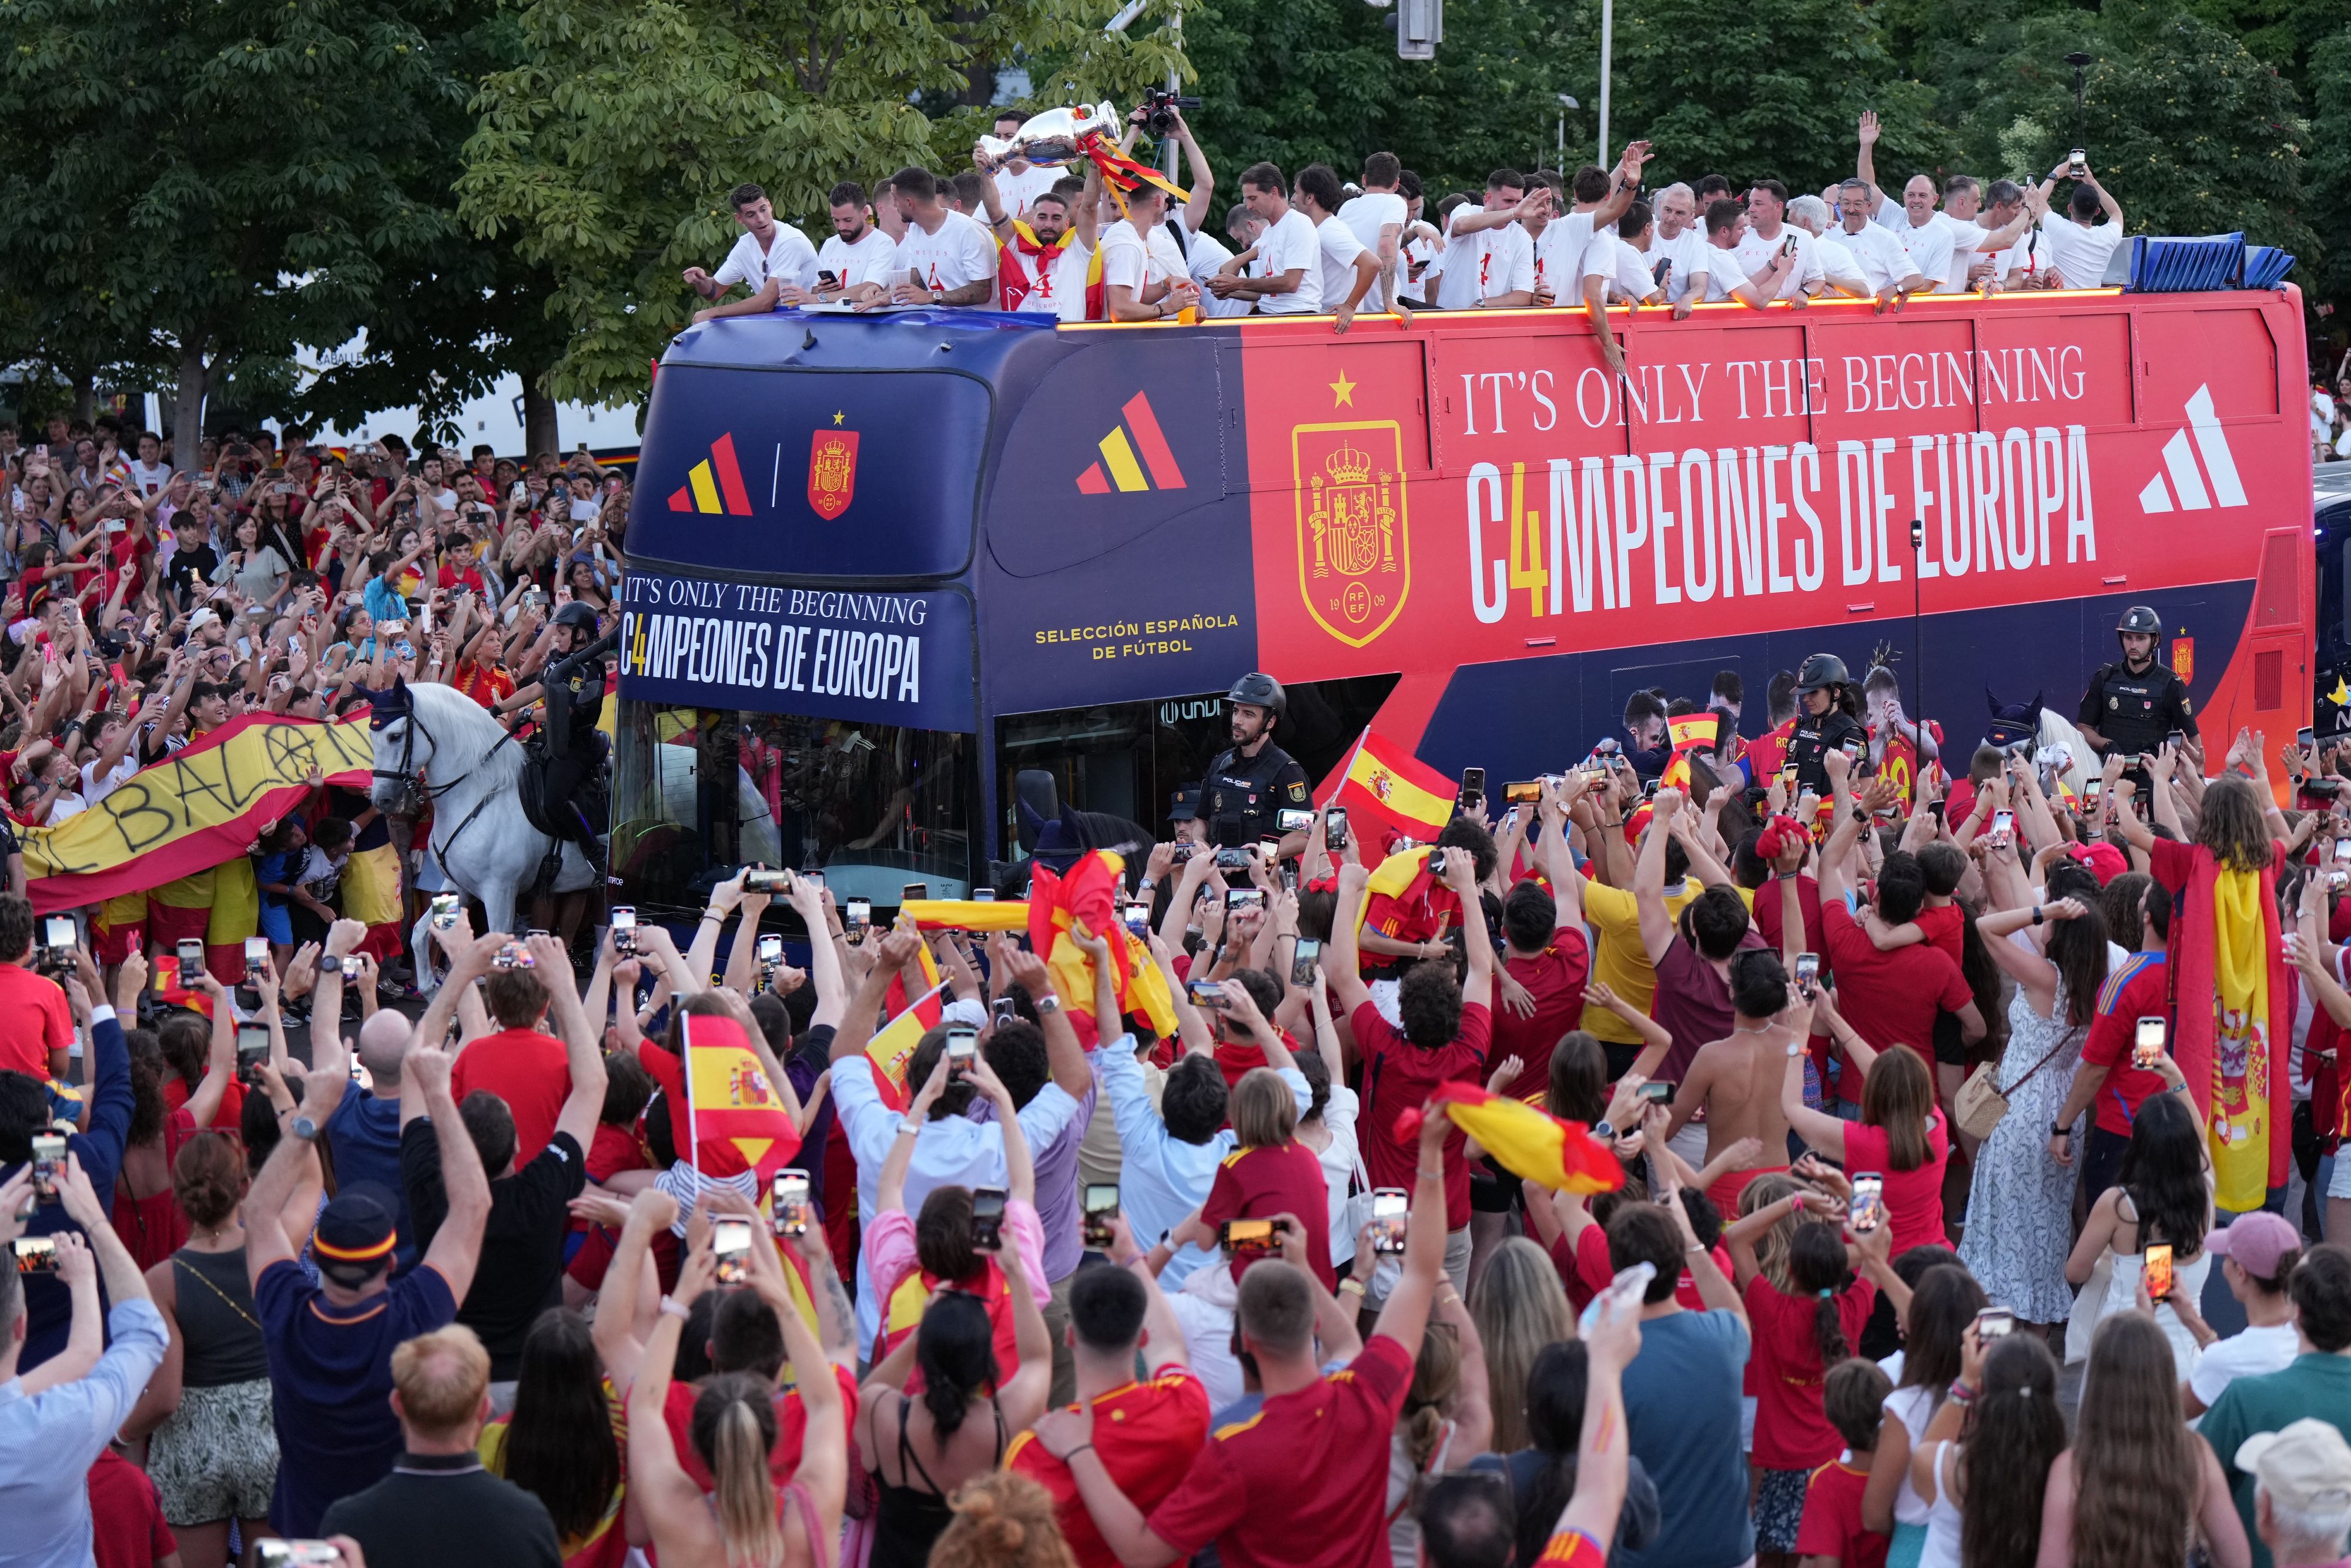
[367,678,598,937]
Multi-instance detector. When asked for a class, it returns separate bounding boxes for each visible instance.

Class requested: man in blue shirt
[0,1151,170,1568]
[318,919,418,1268]
[250,939,495,1536]
[0,947,134,1371]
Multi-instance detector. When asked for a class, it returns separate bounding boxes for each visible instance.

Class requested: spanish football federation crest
[808,427,859,520]
[1294,421,1409,648]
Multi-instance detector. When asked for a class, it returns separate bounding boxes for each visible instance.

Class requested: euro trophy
[973,102,1123,170]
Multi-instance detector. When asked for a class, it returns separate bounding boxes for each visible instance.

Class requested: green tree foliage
[2304,25,2351,319]
[458,0,1184,405]
[1179,0,1590,216]
[0,0,480,457]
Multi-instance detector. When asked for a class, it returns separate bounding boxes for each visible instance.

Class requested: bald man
[317,920,424,1265]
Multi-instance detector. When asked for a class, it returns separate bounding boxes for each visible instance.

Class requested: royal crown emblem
[1294,421,1409,648]
[808,427,859,520]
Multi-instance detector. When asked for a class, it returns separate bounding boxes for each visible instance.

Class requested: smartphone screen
[845,898,872,930]
[40,916,73,951]
[1504,780,1543,804]
[1291,937,1322,987]
[1226,887,1264,911]
[971,1188,1007,1248]
[756,934,783,964]
[2334,837,2350,863]
[1636,1080,1672,1103]
[2145,1242,2174,1302]
[176,938,206,982]
[1186,977,1226,1009]
[1275,808,1315,832]
[901,882,926,904]
[2134,1017,2166,1071]
[1794,953,1820,996]
[1849,1174,1884,1233]
[1123,902,1151,936]
[1222,1217,1275,1251]
[1370,1188,1409,1255]
[772,1170,810,1237]
[712,1218,752,1284]
[1082,1184,1119,1249]
[945,1027,977,1071]
[1990,809,2015,845]
[1976,1306,2016,1341]
[1324,806,1349,848]
[244,936,269,977]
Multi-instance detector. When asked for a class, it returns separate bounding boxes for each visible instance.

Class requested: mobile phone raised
[1082,1184,1120,1251]
[2145,1242,2175,1302]
[971,1188,1007,1249]
[1221,1217,1275,1252]
[772,1170,811,1237]
[1291,937,1322,986]
[1794,952,1820,999]
[611,906,637,955]
[712,1218,752,1285]
[1975,1306,2016,1341]
[1370,1188,1409,1255]
[944,1025,978,1073]
[742,869,791,894]
[176,937,206,982]
[1849,1173,1884,1233]
[2134,1017,2166,1071]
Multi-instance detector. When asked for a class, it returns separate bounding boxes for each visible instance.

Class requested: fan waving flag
[1657,711,1722,792]
[1028,852,1179,1041]
[1321,728,1456,863]
[863,978,951,1113]
[1396,1084,1625,1194]
[681,1011,801,1184]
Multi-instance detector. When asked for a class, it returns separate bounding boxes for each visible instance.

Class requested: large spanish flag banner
[21,712,374,914]
[1320,727,1455,864]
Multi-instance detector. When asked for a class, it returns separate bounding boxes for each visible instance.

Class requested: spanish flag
[1358,842,1435,939]
[863,979,950,1112]
[1322,727,1456,863]
[1397,1084,1625,1194]
[1658,711,1722,792]
[681,1011,800,1182]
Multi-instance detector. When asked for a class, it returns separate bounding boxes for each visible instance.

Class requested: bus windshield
[612,703,973,912]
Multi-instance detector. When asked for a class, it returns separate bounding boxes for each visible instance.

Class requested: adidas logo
[668,433,755,516]
[1076,393,1188,495]
[2137,385,2247,515]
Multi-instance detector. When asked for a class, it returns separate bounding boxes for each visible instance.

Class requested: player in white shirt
[1935,175,2025,293]
[1336,152,1409,311]
[682,182,820,323]
[1646,183,1713,316]
[1207,162,1324,315]
[1582,205,1663,308]
[1437,169,1542,309]
[1099,184,1200,322]
[880,166,998,306]
[1528,157,1640,307]
[802,180,900,306]
[1833,179,1927,310]
[1697,201,1799,310]
[1203,204,1265,319]
[1729,180,1826,306]
[1785,195,1877,299]
[1297,163,1389,331]
[2029,158,2127,289]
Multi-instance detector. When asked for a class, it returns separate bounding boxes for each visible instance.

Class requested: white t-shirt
[892,209,997,299]
[80,753,139,806]
[43,792,85,826]
[1732,226,1823,301]
[2039,212,2125,289]
[1184,230,1251,319]
[2187,1322,2300,1413]
[1648,225,1711,303]
[1337,191,1408,309]
[1700,242,1753,303]
[1581,229,1659,303]
[992,163,1061,219]
[1053,239,1094,324]
[1401,229,1441,301]
[1252,207,1324,314]
[1813,232,1876,296]
[1837,221,1921,293]
[1314,213,1371,311]
[1429,221,1483,310]
[1147,222,1192,293]
[1872,197,1970,286]
[1471,219,1535,304]
[715,225,819,296]
[125,460,171,498]
[815,227,897,292]
[1099,219,1158,303]
[1532,210,1596,304]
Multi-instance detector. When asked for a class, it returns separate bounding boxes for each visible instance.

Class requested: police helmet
[2116,605,2162,641]
[552,601,599,635]
[1227,672,1287,722]
[1793,653,1850,694]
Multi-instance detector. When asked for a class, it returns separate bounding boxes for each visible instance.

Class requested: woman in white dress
[2065,1071,2216,1376]
[1958,865,2112,1327]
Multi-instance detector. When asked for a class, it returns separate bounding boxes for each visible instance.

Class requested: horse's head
[366,677,433,817]
[1984,686,2045,754]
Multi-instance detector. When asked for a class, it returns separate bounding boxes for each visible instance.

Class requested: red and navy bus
[612,284,2314,913]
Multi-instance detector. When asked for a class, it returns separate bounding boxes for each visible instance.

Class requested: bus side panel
[973,328,1259,715]
[1239,293,2299,684]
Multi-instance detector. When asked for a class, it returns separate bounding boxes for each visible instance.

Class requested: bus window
[997,675,1399,844]
[614,703,972,912]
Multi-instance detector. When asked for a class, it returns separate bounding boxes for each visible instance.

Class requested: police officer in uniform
[2077,605,2199,797]
[1195,673,1312,855]
[1784,653,1867,795]
[498,600,613,850]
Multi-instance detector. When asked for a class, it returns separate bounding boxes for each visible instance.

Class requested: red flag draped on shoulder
[1318,728,1456,866]
[1396,1084,1625,1194]
[681,1011,801,1184]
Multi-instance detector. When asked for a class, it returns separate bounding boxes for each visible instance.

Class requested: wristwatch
[290,1115,322,1143]
[2049,1121,2069,1137]
[1034,993,1063,1015]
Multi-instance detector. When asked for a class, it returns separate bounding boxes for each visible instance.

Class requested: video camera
[1140,86,1200,137]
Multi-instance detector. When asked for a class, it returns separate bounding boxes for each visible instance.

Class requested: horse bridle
[371,702,514,817]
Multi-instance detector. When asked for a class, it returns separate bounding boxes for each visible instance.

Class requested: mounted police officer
[1786,653,1867,795]
[1194,672,1312,853]
[497,599,612,856]
[2077,605,2199,796]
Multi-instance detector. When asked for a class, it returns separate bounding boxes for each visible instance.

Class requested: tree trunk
[71,373,95,425]
[170,342,210,474]
[521,377,560,460]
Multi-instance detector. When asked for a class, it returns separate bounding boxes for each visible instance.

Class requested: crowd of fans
[3,575,2351,1568]
[683,106,2131,344]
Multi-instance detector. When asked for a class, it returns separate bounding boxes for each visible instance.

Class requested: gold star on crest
[832,410,846,425]
[1329,370,1356,407]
